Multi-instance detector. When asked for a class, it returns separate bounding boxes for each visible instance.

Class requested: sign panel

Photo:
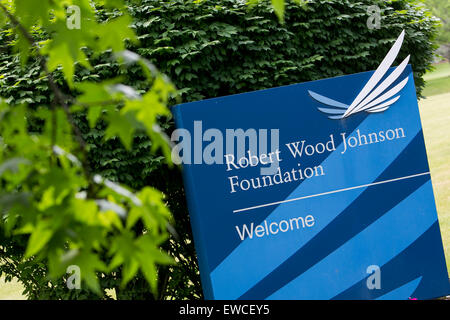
[172,31,450,300]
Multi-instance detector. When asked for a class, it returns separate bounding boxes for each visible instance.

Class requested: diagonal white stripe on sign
[233,172,430,213]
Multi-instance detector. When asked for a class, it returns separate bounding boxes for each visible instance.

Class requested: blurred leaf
[105,110,136,150]
[64,249,107,295]
[25,220,54,258]
[271,0,285,22]
[0,158,30,176]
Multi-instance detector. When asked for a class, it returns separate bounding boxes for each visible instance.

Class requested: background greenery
[422,62,450,96]
[423,0,449,45]
[0,0,443,300]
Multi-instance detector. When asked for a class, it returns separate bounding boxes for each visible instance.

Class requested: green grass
[419,92,450,277]
[422,77,450,97]
[422,62,450,97]
[421,64,450,279]
[424,63,450,81]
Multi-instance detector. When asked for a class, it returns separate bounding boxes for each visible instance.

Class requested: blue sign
[172,31,450,300]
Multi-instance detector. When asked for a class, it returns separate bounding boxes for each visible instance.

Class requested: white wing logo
[309,30,410,120]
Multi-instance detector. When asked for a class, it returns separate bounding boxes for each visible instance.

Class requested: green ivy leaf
[44,21,92,87]
[96,15,137,52]
[15,0,50,30]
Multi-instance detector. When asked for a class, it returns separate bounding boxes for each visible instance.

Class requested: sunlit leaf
[271,0,285,22]
[25,220,54,258]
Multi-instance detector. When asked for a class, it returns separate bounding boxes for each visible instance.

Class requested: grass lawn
[424,63,450,81]
[420,62,450,276]
[419,92,450,276]
[422,62,450,97]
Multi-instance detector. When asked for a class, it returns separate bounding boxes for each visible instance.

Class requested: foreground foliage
[0,0,176,299]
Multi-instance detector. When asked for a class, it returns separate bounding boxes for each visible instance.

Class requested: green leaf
[0,10,7,29]
[75,81,120,127]
[25,220,54,258]
[105,110,136,150]
[126,187,171,232]
[66,250,107,295]
[271,0,285,22]
[136,234,174,295]
[108,231,139,286]
[15,0,51,30]
[87,106,103,128]
[0,158,30,176]
[43,9,97,86]
[120,76,174,150]
[97,15,137,52]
